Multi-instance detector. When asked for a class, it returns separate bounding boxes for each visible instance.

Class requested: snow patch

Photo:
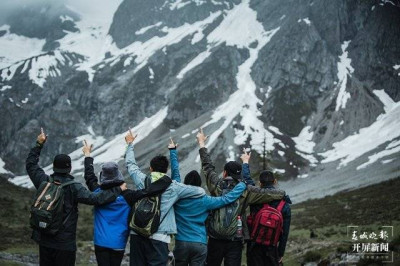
[181,133,191,139]
[0,158,11,174]
[21,98,29,104]
[381,158,394,164]
[0,25,45,69]
[28,51,65,87]
[60,15,74,23]
[149,67,155,80]
[293,126,318,166]
[321,90,400,168]
[0,85,12,92]
[293,126,315,154]
[135,22,163,35]
[1,61,24,81]
[268,126,283,135]
[169,0,191,10]
[177,48,211,79]
[335,41,354,111]
[297,18,311,25]
[226,145,235,162]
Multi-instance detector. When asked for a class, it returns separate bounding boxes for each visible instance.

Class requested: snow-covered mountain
[1,0,399,202]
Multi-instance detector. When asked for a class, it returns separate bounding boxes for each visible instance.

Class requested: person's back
[124,131,205,266]
[196,128,286,266]
[82,141,173,266]
[168,139,247,266]
[26,129,124,266]
[247,171,292,266]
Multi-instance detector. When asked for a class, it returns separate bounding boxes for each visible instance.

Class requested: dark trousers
[130,234,169,266]
[39,245,76,266]
[174,240,207,266]
[95,245,125,266]
[247,243,280,266]
[206,238,242,266]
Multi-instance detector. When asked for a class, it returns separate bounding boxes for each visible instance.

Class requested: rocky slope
[0,0,399,200]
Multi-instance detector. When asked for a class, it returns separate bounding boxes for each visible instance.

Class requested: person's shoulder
[283,194,292,205]
[171,180,205,191]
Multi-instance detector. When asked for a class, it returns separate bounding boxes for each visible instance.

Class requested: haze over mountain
[1,0,399,202]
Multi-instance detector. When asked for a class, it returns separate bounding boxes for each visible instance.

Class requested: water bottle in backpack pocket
[247,200,285,246]
[30,177,77,235]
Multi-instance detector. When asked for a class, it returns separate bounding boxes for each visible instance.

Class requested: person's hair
[184,170,201,187]
[259,170,275,187]
[150,155,169,173]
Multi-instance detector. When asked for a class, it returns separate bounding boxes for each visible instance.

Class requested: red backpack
[247,200,285,246]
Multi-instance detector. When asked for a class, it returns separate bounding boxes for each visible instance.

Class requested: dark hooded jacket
[26,144,121,251]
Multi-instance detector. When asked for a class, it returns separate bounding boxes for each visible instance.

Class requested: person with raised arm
[124,129,206,266]
[26,128,126,266]
[196,128,286,266]
[82,140,172,266]
[167,138,247,266]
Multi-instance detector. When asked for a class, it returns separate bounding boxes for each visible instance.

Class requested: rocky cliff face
[0,0,399,199]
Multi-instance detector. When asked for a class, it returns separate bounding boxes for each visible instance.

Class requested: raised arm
[74,182,126,205]
[125,129,146,189]
[246,185,285,204]
[168,138,181,182]
[26,128,49,189]
[82,140,100,191]
[197,129,220,196]
[204,182,246,210]
[240,149,255,186]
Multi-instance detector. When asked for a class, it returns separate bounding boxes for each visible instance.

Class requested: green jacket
[199,147,285,240]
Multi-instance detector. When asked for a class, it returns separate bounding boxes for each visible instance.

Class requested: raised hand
[196,128,208,148]
[168,137,178,149]
[120,182,127,191]
[240,148,251,164]
[82,140,93,157]
[125,127,137,144]
[37,127,48,144]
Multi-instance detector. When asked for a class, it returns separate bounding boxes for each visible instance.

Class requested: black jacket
[249,189,292,257]
[26,144,122,251]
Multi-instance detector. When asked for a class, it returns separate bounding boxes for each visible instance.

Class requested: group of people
[26,127,291,266]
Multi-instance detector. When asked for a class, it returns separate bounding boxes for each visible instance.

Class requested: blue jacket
[92,188,130,249]
[84,157,172,249]
[125,144,206,236]
[170,148,246,244]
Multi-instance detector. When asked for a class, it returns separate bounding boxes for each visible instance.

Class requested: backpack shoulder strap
[276,200,286,212]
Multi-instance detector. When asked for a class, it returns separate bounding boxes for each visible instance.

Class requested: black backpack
[129,176,168,237]
[30,176,78,235]
[207,178,241,240]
